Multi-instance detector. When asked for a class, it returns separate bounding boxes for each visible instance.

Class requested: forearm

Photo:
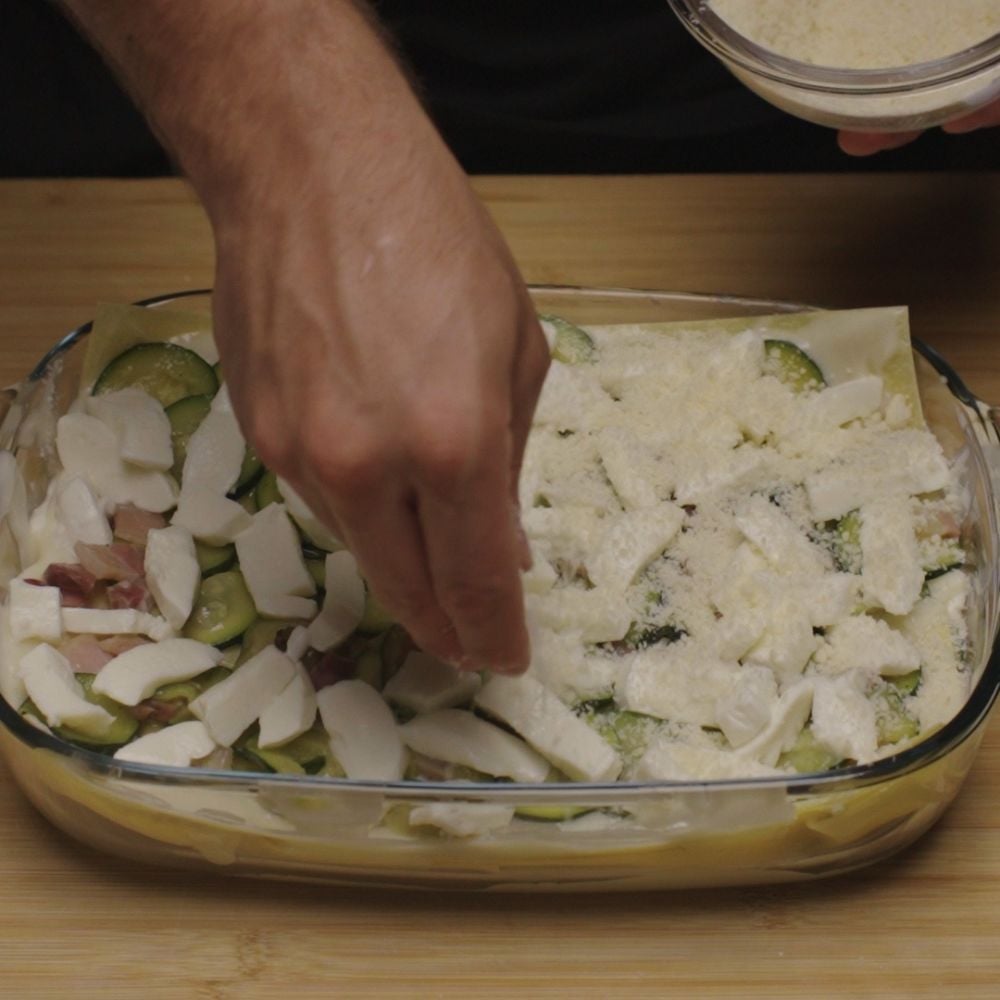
[60,0,426,220]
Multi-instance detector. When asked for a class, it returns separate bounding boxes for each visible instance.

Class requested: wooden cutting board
[0,175,999,999]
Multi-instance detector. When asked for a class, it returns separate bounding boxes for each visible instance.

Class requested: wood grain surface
[1,176,998,999]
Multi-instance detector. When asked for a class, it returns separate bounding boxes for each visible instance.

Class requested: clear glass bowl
[0,286,998,892]
[667,0,1000,131]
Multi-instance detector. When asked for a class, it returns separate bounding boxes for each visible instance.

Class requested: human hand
[62,0,549,675]
[837,96,1000,155]
[210,123,548,675]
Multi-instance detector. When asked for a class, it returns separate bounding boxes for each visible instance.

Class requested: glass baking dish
[666,0,1000,132]
[0,286,997,892]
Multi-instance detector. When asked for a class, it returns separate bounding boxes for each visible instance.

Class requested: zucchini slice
[182,569,258,646]
[764,339,825,393]
[166,394,212,478]
[539,314,596,365]
[194,539,237,576]
[53,674,139,748]
[93,342,219,407]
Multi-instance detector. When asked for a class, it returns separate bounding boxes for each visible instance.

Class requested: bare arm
[62,0,549,674]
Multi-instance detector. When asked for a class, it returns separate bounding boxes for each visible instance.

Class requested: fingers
[837,129,924,156]
[839,97,1000,156]
[508,302,550,572]
[942,97,1000,133]
[416,425,531,676]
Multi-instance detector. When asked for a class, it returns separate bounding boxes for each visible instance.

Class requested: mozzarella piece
[587,504,684,594]
[91,637,222,705]
[55,412,177,512]
[8,579,62,642]
[53,476,113,546]
[306,551,365,652]
[189,644,297,747]
[805,429,950,521]
[234,504,314,616]
[257,666,317,748]
[714,664,778,748]
[615,642,741,726]
[382,651,481,714]
[814,615,920,678]
[284,624,311,662]
[19,643,114,733]
[256,593,316,620]
[316,679,407,780]
[61,607,174,641]
[276,476,342,552]
[527,586,632,644]
[408,803,516,838]
[475,674,622,782]
[144,525,200,629]
[635,738,783,781]
[114,720,217,767]
[180,384,245,495]
[734,494,828,575]
[736,680,814,767]
[811,672,878,763]
[87,387,173,471]
[803,375,883,429]
[594,427,660,510]
[400,709,550,782]
[860,495,924,615]
[172,485,252,545]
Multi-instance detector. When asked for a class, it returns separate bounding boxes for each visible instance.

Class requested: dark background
[3,0,996,177]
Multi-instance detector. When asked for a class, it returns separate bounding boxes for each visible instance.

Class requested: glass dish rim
[2,284,998,804]
[667,0,1000,96]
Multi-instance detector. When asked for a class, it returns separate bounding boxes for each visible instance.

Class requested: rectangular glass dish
[0,286,998,892]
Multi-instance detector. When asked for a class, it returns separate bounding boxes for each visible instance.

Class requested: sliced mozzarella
[382,651,481,714]
[276,476,342,552]
[87,387,173,471]
[803,375,883,429]
[61,607,174,641]
[615,642,740,727]
[635,738,783,781]
[860,495,923,615]
[306,551,365,652]
[587,503,684,594]
[180,384,245,495]
[189,644,297,747]
[734,493,828,575]
[284,625,311,662]
[714,664,778,748]
[475,674,622,782]
[19,643,114,733]
[234,504,314,616]
[736,679,814,767]
[527,586,632,644]
[8,579,62,642]
[408,803,515,838]
[256,594,316,620]
[144,525,200,629]
[811,672,878,764]
[814,615,920,678]
[114,720,217,767]
[805,428,950,521]
[91,637,222,705]
[316,679,407,781]
[55,412,177,512]
[257,666,317,748]
[399,709,550,782]
[172,484,252,545]
[54,476,113,546]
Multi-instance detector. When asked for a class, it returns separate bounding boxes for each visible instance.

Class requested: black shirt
[2,0,995,176]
